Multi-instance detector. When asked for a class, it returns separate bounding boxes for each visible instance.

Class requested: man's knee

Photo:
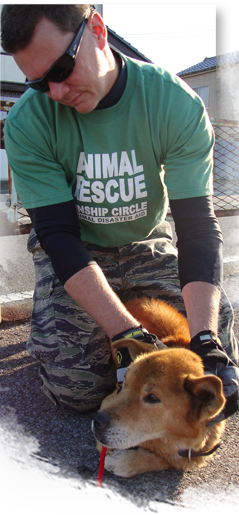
[39,364,116,413]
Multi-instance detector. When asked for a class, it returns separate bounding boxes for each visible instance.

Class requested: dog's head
[92,339,226,450]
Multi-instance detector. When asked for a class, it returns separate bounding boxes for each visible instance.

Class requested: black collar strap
[112,325,144,341]
[112,324,167,349]
[178,441,221,463]
[154,339,168,350]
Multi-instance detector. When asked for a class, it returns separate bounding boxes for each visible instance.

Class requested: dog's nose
[92,410,110,430]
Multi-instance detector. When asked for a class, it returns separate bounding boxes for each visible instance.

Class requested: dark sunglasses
[25,17,88,92]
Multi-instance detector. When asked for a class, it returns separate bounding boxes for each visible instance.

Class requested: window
[193,85,209,109]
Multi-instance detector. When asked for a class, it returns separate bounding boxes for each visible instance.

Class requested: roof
[177,50,239,77]
[107,26,152,63]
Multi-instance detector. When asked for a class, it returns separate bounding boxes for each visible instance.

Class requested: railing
[212,119,239,216]
[1,99,32,234]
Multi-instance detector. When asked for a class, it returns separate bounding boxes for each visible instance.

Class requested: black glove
[112,325,167,385]
[190,330,239,423]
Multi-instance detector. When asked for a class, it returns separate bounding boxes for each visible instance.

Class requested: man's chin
[74,104,96,114]
[71,95,99,114]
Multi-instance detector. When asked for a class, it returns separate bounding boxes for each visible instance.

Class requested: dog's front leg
[105,448,170,478]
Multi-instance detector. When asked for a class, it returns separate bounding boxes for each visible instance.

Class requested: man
[1,5,239,417]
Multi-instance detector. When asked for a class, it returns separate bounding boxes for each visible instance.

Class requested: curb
[0,261,239,329]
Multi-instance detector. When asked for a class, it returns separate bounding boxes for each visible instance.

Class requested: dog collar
[178,441,221,463]
[112,326,144,341]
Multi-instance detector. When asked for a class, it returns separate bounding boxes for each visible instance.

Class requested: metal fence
[212,119,239,216]
[1,115,239,235]
[1,99,32,235]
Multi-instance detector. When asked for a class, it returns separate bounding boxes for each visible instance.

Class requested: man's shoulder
[6,88,53,125]
[123,53,201,101]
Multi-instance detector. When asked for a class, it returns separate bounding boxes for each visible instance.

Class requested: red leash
[97,445,107,487]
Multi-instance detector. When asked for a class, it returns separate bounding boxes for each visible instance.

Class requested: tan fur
[125,297,191,347]
[93,297,226,478]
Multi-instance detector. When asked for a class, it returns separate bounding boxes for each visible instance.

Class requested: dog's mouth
[91,413,138,449]
[92,417,121,448]
[93,423,162,455]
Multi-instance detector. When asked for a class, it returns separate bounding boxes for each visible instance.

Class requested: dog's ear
[111,338,156,361]
[184,374,226,422]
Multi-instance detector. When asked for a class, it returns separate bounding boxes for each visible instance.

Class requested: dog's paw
[105,449,133,477]
[105,448,144,478]
[96,441,103,453]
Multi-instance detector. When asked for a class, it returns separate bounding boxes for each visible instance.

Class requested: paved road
[1,216,239,514]
[1,322,239,514]
[1,216,239,288]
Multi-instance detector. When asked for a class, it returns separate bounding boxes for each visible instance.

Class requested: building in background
[177,51,239,122]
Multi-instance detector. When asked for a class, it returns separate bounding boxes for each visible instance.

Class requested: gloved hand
[190,330,239,423]
[112,325,166,385]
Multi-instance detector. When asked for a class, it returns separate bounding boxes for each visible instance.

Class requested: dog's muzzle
[92,410,111,441]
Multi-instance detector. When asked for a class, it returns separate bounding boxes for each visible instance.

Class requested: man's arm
[182,281,220,338]
[64,264,140,339]
[27,201,140,338]
[170,196,239,420]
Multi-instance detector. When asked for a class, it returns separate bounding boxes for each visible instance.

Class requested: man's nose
[47,81,70,101]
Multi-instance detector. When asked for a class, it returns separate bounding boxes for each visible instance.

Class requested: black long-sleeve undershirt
[27,200,97,285]
[169,195,223,290]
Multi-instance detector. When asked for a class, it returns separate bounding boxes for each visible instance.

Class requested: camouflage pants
[27,222,238,413]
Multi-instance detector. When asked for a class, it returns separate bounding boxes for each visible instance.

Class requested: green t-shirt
[4,53,214,247]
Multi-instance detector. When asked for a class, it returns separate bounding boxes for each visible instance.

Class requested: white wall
[0,3,25,84]
[1,53,25,83]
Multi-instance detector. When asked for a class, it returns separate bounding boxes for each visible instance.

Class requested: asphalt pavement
[1,216,239,514]
[1,319,239,515]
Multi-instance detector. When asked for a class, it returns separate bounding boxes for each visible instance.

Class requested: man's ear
[111,338,156,361]
[184,374,226,422]
[90,11,107,49]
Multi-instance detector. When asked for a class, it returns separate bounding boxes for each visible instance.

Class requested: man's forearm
[64,264,140,339]
[182,281,221,338]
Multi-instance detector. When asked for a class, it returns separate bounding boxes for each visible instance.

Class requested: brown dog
[92,297,226,477]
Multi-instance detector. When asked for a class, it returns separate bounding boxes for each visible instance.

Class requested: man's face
[13,14,115,114]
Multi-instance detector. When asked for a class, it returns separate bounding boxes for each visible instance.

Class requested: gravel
[0,274,239,513]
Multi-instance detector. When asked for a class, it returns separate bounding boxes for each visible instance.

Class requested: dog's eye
[144,393,161,404]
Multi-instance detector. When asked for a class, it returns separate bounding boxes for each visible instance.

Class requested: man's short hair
[1,4,93,54]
